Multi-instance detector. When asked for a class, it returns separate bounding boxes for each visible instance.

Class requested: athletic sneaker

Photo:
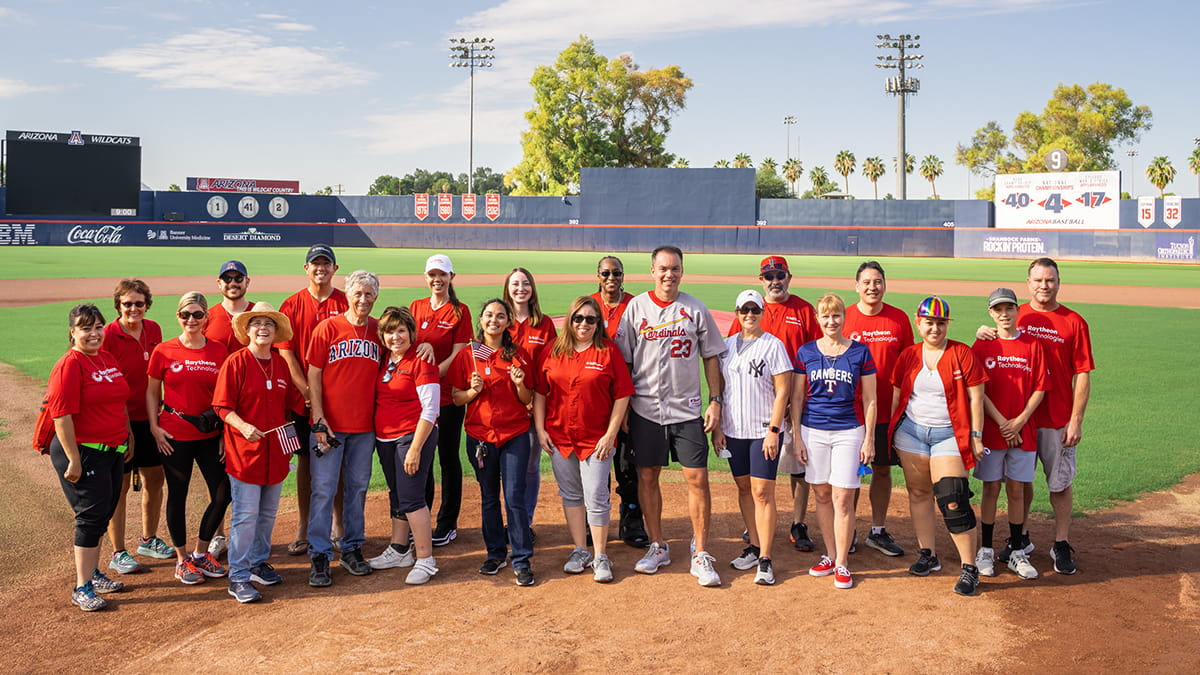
[192,552,228,578]
[690,552,721,587]
[340,548,373,576]
[71,581,107,612]
[1050,541,1077,575]
[592,554,613,583]
[689,536,696,556]
[730,545,760,571]
[834,565,853,589]
[137,536,176,559]
[997,536,1035,563]
[635,542,671,574]
[228,580,262,603]
[1007,550,1039,579]
[109,550,144,574]
[208,535,227,560]
[90,569,124,593]
[908,548,942,576]
[975,547,997,577]
[954,564,980,596]
[309,554,333,587]
[741,529,750,544]
[754,558,775,586]
[479,558,508,575]
[809,555,836,577]
[431,527,458,547]
[405,559,439,585]
[514,567,536,586]
[848,530,858,554]
[250,562,282,585]
[368,545,415,570]
[563,547,594,574]
[175,559,205,585]
[790,522,814,552]
[865,529,904,557]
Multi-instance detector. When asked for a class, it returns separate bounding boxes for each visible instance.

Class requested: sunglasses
[177,310,206,320]
[761,272,788,282]
[571,314,600,325]
[382,360,398,384]
[599,270,624,278]
[220,274,246,284]
[121,301,147,308]
[736,305,763,315]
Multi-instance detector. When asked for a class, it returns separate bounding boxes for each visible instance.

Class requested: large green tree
[506,36,692,195]
[833,150,856,193]
[368,167,510,196]
[756,167,789,198]
[861,156,885,199]
[919,154,944,198]
[1145,156,1176,198]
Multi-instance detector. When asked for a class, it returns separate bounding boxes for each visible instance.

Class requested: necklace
[77,349,115,383]
[253,354,275,390]
[123,320,150,360]
[347,314,369,340]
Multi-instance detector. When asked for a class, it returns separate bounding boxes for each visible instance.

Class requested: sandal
[287,539,310,556]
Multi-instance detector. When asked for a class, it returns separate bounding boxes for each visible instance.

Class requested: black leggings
[160,437,232,548]
[424,403,465,531]
[50,438,123,548]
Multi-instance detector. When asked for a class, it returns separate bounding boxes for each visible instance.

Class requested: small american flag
[274,423,302,455]
[471,341,496,361]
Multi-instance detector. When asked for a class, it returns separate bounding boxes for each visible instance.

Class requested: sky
[1,0,1196,199]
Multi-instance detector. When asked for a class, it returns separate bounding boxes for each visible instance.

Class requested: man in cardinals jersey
[616,246,726,587]
[205,260,253,354]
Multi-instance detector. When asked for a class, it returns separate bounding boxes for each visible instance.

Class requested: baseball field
[1,247,1197,671]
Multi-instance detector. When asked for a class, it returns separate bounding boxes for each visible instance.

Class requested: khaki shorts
[1037,427,1077,492]
[777,425,805,476]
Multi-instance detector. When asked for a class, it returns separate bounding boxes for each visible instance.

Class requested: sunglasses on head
[178,310,206,320]
[761,272,788,282]
[736,305,763,315]
[220,274,246,284]
[121,301,147,308]
[571,314,600,325]
[599,269,624,278]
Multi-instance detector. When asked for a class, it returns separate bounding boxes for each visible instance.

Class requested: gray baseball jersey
[616,291,726,425]
[718,332,793,439]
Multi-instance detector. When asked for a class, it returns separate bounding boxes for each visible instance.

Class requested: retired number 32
[669,339,693,358]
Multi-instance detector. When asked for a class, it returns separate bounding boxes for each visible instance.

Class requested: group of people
[42,244,1093,610]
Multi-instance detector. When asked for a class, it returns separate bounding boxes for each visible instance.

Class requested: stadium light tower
[1126,149,1138,196]
[450,37,495,194]
[783,115,796,161]
[875,34,923,199]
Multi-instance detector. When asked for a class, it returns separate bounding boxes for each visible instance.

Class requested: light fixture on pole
[783,115,796,161]
[875,33,923,200]
[1126,149,1138,196]
[450,37,495,194]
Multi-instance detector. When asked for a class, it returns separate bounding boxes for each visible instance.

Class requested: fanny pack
[163,403,223,434]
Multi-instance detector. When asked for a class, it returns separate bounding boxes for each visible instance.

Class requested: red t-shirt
[46,350,130,446]
[409,297,472,407]
[509,316,558,367]
[306,315,383,433]
[102,319,162,422]
[727,294,820,368]
[534,340,635,459]
[844,302,915,419]
[147,338,229,441]
[375,349,440,439]
[213,350,302,486]
[971,333,1051,451]
[277,288,349,374]
[446,344,532,446]
[890,340,989,469]
[204,301,251,354]
[590,291,634,340]
[1017,303,1095,430]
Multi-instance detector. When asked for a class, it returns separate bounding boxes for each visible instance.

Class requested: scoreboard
[5,129,141,217]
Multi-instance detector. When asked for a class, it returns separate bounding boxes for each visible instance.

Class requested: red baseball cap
[760,256,789,274]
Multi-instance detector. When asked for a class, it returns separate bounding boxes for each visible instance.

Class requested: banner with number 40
[995,171,1120,230]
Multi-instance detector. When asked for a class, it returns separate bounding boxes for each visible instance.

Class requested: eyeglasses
[571,314,600,325]
[599,270,623,278]
[121,301,147,309]
[382,360,398,384]
[761,272,788,282]
[177,310,206,320]
[736,305,763,315]
[247,320,275,329]
[220,274,245,284]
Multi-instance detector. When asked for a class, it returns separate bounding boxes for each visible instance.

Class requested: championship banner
[462,193,477,220]
[485,193,501,221]
[994,171,1120,230]
[1164,196,1182,228]
[414,194,429,220]
[437,193,453,221]
[1137,196,1156,228]
[187,177,299,194]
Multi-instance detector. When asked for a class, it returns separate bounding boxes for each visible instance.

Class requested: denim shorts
[892,417,960,459]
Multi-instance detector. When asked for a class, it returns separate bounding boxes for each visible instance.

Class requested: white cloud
[345,107,528,155]
[273,22,316,32]
[89,28,372,94]
[256,13,289,20]
[0,77,55,98]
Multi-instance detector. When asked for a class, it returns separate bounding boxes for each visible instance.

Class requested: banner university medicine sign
[995,171,1120,230]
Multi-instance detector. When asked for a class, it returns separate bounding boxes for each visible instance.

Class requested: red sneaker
[809,555,835,577]
[834,565,853,589]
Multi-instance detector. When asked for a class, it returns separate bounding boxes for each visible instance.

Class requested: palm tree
[672,157,690,168]
[782,158,803,196]
[713,159,731,168]
[919,154,944,198]
[833,150,856,193]
[732,153,752,168]
[760,157,778,175]
[862,156,886,199]
[808,166,833,197]
[1145,156,1176,198]
[1188,147,1200,197]
[893,153,915,177]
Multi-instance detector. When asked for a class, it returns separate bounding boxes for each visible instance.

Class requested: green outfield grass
[2,249,1197,518]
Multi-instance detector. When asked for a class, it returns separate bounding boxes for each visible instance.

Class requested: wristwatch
[709,395,723,405]
[769,425,781,434]
[970,430,983,439]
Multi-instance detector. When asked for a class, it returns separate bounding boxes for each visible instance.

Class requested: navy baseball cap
[218,260,248,278]
[306,243,336,265]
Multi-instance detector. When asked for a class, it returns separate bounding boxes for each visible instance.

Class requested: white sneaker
[975,547,996,577]
[405,559,438,585]
[691,552,721,587]
[592,554,613,583]
[1007,550,1039,579]
[208,535,227,560]
[754,558,775,586]
[563,547,594,574]
[730,546,760,571]
[369,545,415,570]
[634,542,671,574]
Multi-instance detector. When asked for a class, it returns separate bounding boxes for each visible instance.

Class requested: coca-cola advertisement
[186,177,299,194]
[66,225,124,245]
[414,194,429,220]
[462,194,477,220]
[486,193,501,221]
[437,193,453,221]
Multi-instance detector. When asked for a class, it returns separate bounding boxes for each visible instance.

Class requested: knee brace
[933,476,977,534]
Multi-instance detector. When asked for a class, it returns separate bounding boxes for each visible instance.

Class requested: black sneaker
[789,522,814,552]
[1051,540,1077,575]
[250,562,282,586]
[339,548,373,576]
[954,564,980,596]
[514,567,536,586]
[309,553,332,587]
[619,505,650,549]
[479,558,508,575]
[997,535,1034,564]
[848,530,858,554]
[865,529,904,557]
[431,527,458,547]
[908,548,942,576]
[741,529,751,544]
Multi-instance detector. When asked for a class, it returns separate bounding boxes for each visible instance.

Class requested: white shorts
[801,425,864,490]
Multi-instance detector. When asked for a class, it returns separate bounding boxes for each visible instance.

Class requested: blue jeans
[307,430,375,558]
[228,475,282,583]
[523,427,540,528]
[470,433,533,569]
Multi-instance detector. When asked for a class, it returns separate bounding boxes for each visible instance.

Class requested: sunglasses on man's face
[121,301,147,308]
[220,274,246,284]
[761,272,788,282]
[599,270,623,278]
[178,310,206,320]
[571,314,600,325]
[736,305,763,315]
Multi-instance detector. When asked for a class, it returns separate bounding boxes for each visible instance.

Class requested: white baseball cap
[425,254,453,274]
[735,289,764,309]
